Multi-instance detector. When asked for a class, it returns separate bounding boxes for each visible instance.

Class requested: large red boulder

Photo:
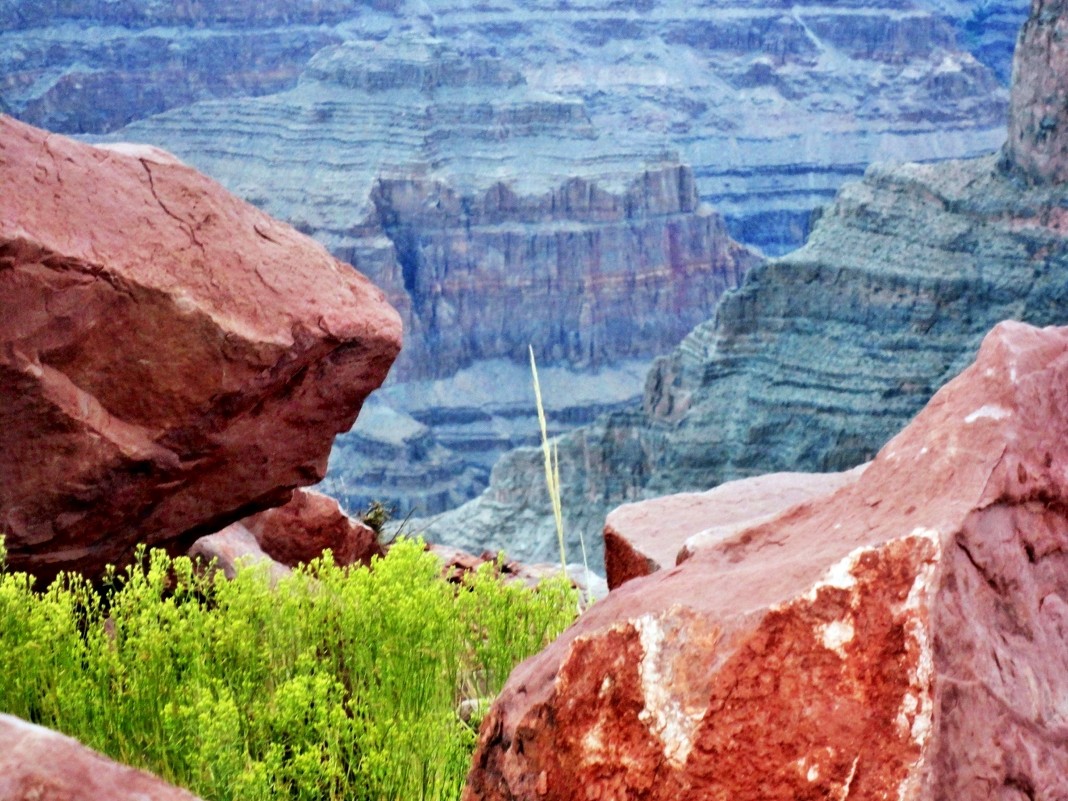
[603,469,863,589]
[0,714,203,801]
[464,321,1068,801]
[0,115,402,581]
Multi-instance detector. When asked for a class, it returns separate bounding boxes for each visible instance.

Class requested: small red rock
[241,488,383,567]
[604,468,864,589]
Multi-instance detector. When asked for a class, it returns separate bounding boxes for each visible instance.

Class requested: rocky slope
[421,0,1068,569]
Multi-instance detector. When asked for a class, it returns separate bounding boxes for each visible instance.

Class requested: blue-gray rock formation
[419,0,1068,568]
[6,0,1024,255]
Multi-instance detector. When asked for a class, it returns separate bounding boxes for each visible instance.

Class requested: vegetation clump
[0,536,577,801]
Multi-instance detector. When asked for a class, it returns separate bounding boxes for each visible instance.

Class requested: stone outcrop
[0,714,203,801]
[464,320,1068,801]
[1004,0,1068,183]
[603,468,864,590]
[0,115,401,582]
[422,0,1068,570]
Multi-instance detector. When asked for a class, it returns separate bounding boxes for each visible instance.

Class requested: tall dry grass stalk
[528,347,592,605]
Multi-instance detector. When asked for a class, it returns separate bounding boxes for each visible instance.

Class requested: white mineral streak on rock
[801,544,862,604]
[895,527,941,801]
[634,612,704,767]
[836,756,860,801]
[818,618,855,659]
[964,404,1011,424]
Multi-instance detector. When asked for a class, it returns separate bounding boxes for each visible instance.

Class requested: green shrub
[0,536,577,801]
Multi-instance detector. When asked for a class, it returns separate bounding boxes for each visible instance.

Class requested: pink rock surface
[1005,0,1068,183]
[0,714,203,801]
[464,321,1068,801]
[0,115,402,581]
[187,523,292,584]
[241,488,382,568]
[603,468,864,589]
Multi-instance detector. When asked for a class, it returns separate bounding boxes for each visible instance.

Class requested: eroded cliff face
[1004,0,1068,182]
[103,40,757,380]
[6,0,1022,255]
[420,0,1068,568]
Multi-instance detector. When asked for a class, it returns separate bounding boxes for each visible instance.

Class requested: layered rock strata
[105,40,758,379]
[464,320,1068,801]
[423,0,1068,570]
[100,39,758,517]
[9,0,1022,254]
[0,116,401,581]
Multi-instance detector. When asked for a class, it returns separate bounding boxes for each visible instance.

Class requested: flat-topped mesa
[1004,0,1068,183]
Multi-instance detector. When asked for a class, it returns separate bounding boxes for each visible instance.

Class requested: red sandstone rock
[0,714,203,801]
[464,321,1068,801]
[0,115,401,582]
[1005,0,1068,183]
[604,469,864,589]
[240,488,382,567]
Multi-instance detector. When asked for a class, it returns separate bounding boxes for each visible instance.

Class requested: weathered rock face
[240,488,382,568]
[0,714,203,801]
[603,468,864,590]
[1004,0,1068,183]
[464,320,1068,801]
[0,115,401,582]
[422,3,1068,567]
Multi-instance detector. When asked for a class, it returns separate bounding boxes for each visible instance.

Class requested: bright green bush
[0,536,577,801]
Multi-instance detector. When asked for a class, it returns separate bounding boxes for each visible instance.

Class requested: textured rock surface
[0,714,203,801]
[604,468,864,590]
[0,115,401,581]
[464,320,1068,801]
[423,0,1068,569]
[241,488,382,567]
[1004,0,1068,183]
